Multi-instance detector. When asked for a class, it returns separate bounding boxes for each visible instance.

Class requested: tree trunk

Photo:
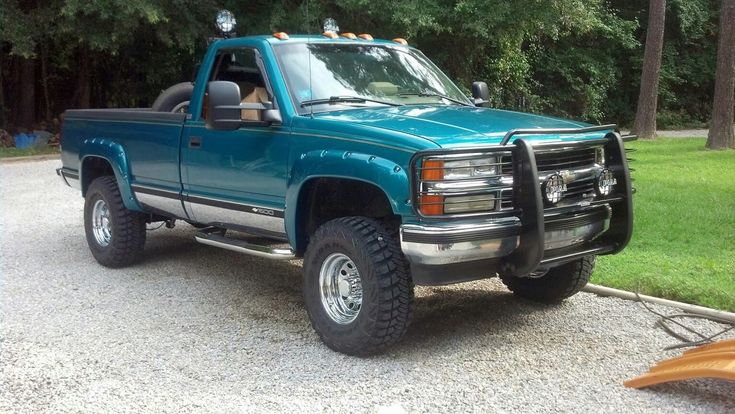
[632,0,666,140]
[0,49,6,128]
[75,47,91,109]
[17,57,36,128]
[706,0,735,150]
[41,46,52,121]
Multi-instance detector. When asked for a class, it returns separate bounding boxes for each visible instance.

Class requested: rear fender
[79,138,142,211]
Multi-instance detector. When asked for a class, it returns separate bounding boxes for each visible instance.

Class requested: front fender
[285,150,412,245]
[79,138,142,212]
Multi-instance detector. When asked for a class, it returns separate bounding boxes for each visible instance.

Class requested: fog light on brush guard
[596,168,617,196]
[543,173,567,204]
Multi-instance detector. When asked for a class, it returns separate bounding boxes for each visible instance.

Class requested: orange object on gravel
[624,340,735,388]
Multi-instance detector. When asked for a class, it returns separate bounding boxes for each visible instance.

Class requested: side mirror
[206,81,281,129]
[263,109,282,124]
[206,81,242,130]
[472,81,490,106]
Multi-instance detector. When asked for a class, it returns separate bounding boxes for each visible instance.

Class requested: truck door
[180,46,289,239]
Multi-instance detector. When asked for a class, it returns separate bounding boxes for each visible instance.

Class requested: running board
[194,227,296,260]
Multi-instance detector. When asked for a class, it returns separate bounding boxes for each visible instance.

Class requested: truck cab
[58,27,633,355]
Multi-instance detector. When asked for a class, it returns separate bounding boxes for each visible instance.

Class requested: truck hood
[313,105,599,147]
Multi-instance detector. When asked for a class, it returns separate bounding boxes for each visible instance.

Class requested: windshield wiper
[301,96,403,108]
[398,91,472,106]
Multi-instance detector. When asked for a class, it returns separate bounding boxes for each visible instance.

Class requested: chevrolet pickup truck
[58,32,633,355]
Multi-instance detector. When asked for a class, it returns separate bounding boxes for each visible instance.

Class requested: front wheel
[500,256,595,303]
[303,217,414,355]
[84,176,147,267]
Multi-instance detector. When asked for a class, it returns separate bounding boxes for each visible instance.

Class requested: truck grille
[535,147,597,171]
[499,146,601,210]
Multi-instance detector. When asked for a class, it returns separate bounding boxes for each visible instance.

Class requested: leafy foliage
[0,0,724,129]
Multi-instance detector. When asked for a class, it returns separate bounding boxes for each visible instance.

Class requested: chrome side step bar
[194,227,296,260]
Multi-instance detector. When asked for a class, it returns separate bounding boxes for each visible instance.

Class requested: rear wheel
[500,256,595,303]
[303,217,414,355]
[84,176,146,267]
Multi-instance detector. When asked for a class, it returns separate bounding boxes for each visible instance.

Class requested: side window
[206,47,273,122]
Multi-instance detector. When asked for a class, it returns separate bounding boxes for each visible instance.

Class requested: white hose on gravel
[583,284,735,323]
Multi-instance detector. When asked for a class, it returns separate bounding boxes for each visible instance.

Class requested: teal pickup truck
[58,29,633,355]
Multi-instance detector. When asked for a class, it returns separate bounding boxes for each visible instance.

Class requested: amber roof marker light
[322,17,339,38]
[272,32,290,40]
[392,38,408,45]
[358,34,374,41]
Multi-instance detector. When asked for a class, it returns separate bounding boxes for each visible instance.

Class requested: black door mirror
[472,81,490,106]
[206,81,279,129]
[207,81,242,130]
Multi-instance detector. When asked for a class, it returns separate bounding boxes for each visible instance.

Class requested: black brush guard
[410,125,634,277]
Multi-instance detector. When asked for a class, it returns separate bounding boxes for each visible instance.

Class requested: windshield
[273,42,472,113]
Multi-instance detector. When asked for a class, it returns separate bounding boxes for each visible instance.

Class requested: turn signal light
[358,34,374,40]
[421,159,444,180]
[341,32,357,39]
[272,32,290,40]
[419,194,444,215]
[419,160,445,215]
[393,38,408,45]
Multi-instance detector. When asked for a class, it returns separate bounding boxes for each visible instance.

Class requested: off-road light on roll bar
[216,10,236,36]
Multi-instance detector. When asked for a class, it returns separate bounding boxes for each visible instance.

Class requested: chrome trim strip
[183,194,284,218]
[188,202,286,236]
[134,192,188,218]
[57,168,81,189]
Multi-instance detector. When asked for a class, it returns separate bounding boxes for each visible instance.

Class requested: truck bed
[61,109,188,194]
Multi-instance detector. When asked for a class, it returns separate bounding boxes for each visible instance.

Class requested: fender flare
[285,150,411,248]
[79,138,142,212]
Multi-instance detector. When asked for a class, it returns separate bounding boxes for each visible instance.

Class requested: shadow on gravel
[133,228,563,351]
[646,380,735,406]
[391,288,556,354]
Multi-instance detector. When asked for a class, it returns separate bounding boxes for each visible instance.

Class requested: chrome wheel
[319,253,363,324]
[92,199,112,247]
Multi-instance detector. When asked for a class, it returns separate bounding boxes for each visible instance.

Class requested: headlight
[417,155,511,216]
[596,168,617,196]
[444,194,497,213]
[595,147,606,165]
[441,157,500,179]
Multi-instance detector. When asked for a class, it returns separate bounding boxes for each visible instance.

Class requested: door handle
[189,136,202,148]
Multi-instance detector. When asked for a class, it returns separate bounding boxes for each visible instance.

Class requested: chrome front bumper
[400,218,521,266]
[400,207,612,285]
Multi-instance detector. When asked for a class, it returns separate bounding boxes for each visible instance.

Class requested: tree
[632,0,666,139]
[706,0,735,149]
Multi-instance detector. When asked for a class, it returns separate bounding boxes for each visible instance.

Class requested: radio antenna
[306,0,314,118]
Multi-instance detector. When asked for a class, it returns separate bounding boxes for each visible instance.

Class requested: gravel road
[1,160,733,413]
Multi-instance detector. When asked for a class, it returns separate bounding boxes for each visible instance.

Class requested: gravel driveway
[1,160,733,413]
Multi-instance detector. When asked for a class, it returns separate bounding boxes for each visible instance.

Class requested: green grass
[592,138,735,311]
[0,146,60,159]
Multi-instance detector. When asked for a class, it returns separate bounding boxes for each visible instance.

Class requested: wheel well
[81,156,115,196]
[296,178,399,253]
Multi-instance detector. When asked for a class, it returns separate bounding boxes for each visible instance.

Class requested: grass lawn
[592,137,735,311]
[0,145,60,159]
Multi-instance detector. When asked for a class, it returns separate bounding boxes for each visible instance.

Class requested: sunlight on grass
[593,138,735,311]
[0,146,60,159]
